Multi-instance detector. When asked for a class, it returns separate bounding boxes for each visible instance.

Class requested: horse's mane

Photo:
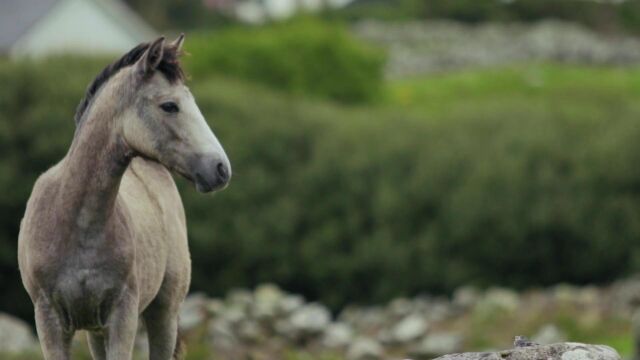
[74,41,184,127]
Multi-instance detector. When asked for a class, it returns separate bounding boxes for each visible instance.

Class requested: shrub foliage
[184,19,385,104]
[2,56,640,321]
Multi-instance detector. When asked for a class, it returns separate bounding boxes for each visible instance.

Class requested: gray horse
[18,35,231,360]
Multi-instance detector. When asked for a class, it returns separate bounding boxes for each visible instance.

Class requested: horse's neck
[59,111,131,238]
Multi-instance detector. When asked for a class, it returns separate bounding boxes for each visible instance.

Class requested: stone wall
[2,277,639,359]
[353,20,640,78]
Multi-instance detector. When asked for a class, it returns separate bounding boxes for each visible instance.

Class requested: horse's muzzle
[192,155,231,193]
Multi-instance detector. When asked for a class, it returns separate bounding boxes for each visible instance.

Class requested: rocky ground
[2,276,639,359]
[353,20,640,78]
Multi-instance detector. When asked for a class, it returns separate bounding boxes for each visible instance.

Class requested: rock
[289,303,331,336]
[426,299,454,322]
[475,288,520,316]
[353,20,640,78]
[553,284,581,305]
[179,292,209,331]
[389,298,414,318]
[391,313,429,343]
[610,276,640,316]
[533,324,567,345]
[0,313,39,353]
[453,286,481,309]
[206,298,225,316]
[226,288,253,310]
[347,337,384,360]
[340,306,386,332]
[237,320,264,343]
[432,340,620,360]
[514,336,539,348]
[411,332,464,358]
[279,294,304,315]
[208,318,238,350]
[322,322,354,348]
[253,283,284,319]
[221,304,246,325]
[274,318,297,341]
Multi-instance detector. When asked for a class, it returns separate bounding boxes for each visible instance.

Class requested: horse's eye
[160,102,179,113]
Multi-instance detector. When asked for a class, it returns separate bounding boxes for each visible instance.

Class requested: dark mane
[74,41,184,127]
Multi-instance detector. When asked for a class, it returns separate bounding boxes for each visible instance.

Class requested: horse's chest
[34,241,135,330]
[47,264,127,330]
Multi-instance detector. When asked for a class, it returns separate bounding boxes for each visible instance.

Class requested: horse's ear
[138,36,165,77]
[171,33,185,53]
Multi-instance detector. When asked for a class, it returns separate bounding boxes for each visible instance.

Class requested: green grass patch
[386,64,640,120]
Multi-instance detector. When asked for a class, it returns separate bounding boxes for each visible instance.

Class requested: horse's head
[122,35,231,193]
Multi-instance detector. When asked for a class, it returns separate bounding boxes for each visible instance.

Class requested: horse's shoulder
[25,162,64,212]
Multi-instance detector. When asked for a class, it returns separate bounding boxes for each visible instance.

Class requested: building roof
[0,0,155,52]
[0,0,60,50]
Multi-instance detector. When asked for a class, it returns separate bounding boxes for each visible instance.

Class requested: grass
[386,64,640,120]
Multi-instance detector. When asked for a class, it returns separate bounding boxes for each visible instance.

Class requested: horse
[17,35,231,360]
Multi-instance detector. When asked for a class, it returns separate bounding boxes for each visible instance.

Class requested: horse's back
[120,158,190,312]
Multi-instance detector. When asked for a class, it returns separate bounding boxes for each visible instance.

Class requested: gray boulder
[178,292,209,331]
[433,338,620,360]
[453,286,481,309]
[322,322,354,348]
[0,313,39,353]
[279,294,304,315]
[391,313,429,343]
[475,288,520,317]
[253,283,284,319]
[347,337,384,360]
[208,318,238,350]
[289,303,331,336]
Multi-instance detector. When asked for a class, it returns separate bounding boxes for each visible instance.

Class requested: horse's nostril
[216,162,229,182]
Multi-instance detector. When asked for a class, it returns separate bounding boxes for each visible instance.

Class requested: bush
[2,57,640,320]
[184,19,386,104]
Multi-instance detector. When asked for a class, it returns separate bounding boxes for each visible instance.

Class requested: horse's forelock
[74,42,185,127]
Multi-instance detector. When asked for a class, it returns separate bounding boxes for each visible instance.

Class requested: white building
[0,0,156,58]
[219,0,354,24]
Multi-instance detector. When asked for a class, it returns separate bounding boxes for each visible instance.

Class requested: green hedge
[184,19,385,104]
[3,57,640,321]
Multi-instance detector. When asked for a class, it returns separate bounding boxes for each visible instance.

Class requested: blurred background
[2,0,640,359]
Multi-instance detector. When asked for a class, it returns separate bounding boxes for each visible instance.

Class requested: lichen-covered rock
[433,339,620,360]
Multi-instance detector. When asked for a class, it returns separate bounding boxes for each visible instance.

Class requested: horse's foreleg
[105,292,139,360]
[34,298,73,360]
[143,303,180,360]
